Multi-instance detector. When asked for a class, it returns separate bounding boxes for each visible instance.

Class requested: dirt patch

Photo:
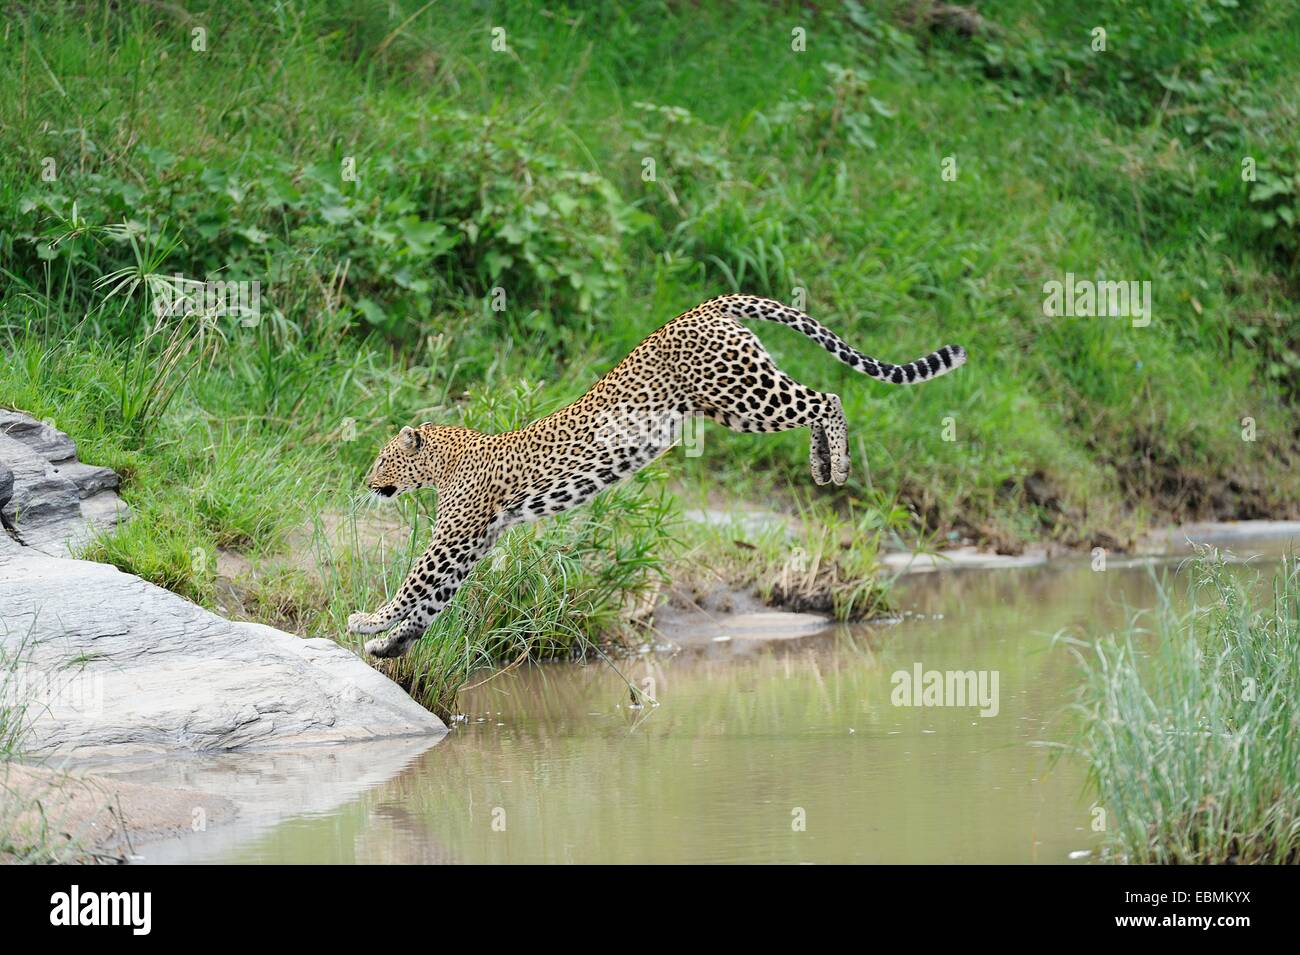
[1111,428,1299,527]
[899,457,1288,557]
[903,2,996,39]
[214,507,411,626]
[2,762,237,863]
[220,508,409,583]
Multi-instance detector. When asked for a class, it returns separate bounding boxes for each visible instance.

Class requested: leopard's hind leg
[809,420,833,486]
[693,338,850,486]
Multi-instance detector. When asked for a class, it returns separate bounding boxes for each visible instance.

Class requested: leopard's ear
[399,426,422,451]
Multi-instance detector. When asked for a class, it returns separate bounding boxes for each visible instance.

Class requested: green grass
[0,629,33,763]
[671,488,916,621]
[2,0,1300,714]
[1070,553,1300,863]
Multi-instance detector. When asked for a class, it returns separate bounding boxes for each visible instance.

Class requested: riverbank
[5,0,1300,868]
[5,0,1300,725]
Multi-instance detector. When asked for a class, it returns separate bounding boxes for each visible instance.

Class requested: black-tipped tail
[877,343,967,385]
[711,294,968,385]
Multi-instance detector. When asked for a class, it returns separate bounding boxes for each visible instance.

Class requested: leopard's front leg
[350,524,500,658]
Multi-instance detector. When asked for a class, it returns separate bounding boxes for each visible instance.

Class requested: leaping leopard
[348,294,967,658]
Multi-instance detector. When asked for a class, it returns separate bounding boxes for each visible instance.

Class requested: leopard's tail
[712,294,967,385]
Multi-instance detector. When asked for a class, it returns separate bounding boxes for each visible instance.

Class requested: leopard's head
[366,425,441,500]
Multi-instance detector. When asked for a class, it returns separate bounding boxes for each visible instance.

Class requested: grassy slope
[2,1,1300,712]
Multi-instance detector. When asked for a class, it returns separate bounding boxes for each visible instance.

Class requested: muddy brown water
[115,539,1294,864]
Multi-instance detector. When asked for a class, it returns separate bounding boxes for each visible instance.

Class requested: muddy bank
[885,518,1300,574]
[669,506,1300,635]
[1,762,237,863]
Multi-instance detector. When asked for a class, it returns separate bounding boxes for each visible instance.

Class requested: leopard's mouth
[372,484,398,499]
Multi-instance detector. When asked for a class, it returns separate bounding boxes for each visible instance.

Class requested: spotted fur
[349,295,966,657]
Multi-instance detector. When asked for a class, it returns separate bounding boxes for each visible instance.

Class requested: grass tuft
[1072,552,1300,864]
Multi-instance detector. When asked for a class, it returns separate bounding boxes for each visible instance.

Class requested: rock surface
[0,545,447,757]
[81,736,445,862]
[1136,520,1300,555]
[880,546,1050,575]
[0,410,127,556]
[0,408,446,758]
[2,762,239,863]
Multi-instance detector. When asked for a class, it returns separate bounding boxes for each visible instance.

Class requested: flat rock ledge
[0,409,445,758]
[653,582,835,650]
[1,546,447,757]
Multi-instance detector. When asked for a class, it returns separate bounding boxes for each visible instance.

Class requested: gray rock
[0,409,444,758]
[0,433,82,543]
[0,545,447,757]
[55,460,121,499]
[0,412,127,556]
[0,409,77,462]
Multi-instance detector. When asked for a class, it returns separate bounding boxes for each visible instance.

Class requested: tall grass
[4,0,1299,551]
[1072,554,1300,863]
[0,625,74,863]
[0,630,34,763]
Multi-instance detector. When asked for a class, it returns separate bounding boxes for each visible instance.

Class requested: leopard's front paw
[347,611,387,635]
[365,618,427,659]
[364,636,403,658]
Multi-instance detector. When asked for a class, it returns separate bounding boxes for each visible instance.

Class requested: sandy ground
[1,762,236,863]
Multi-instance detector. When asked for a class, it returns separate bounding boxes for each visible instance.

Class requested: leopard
[348,294,966,658]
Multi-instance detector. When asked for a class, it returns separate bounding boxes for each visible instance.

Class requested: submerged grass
[1072,553,1300,864]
